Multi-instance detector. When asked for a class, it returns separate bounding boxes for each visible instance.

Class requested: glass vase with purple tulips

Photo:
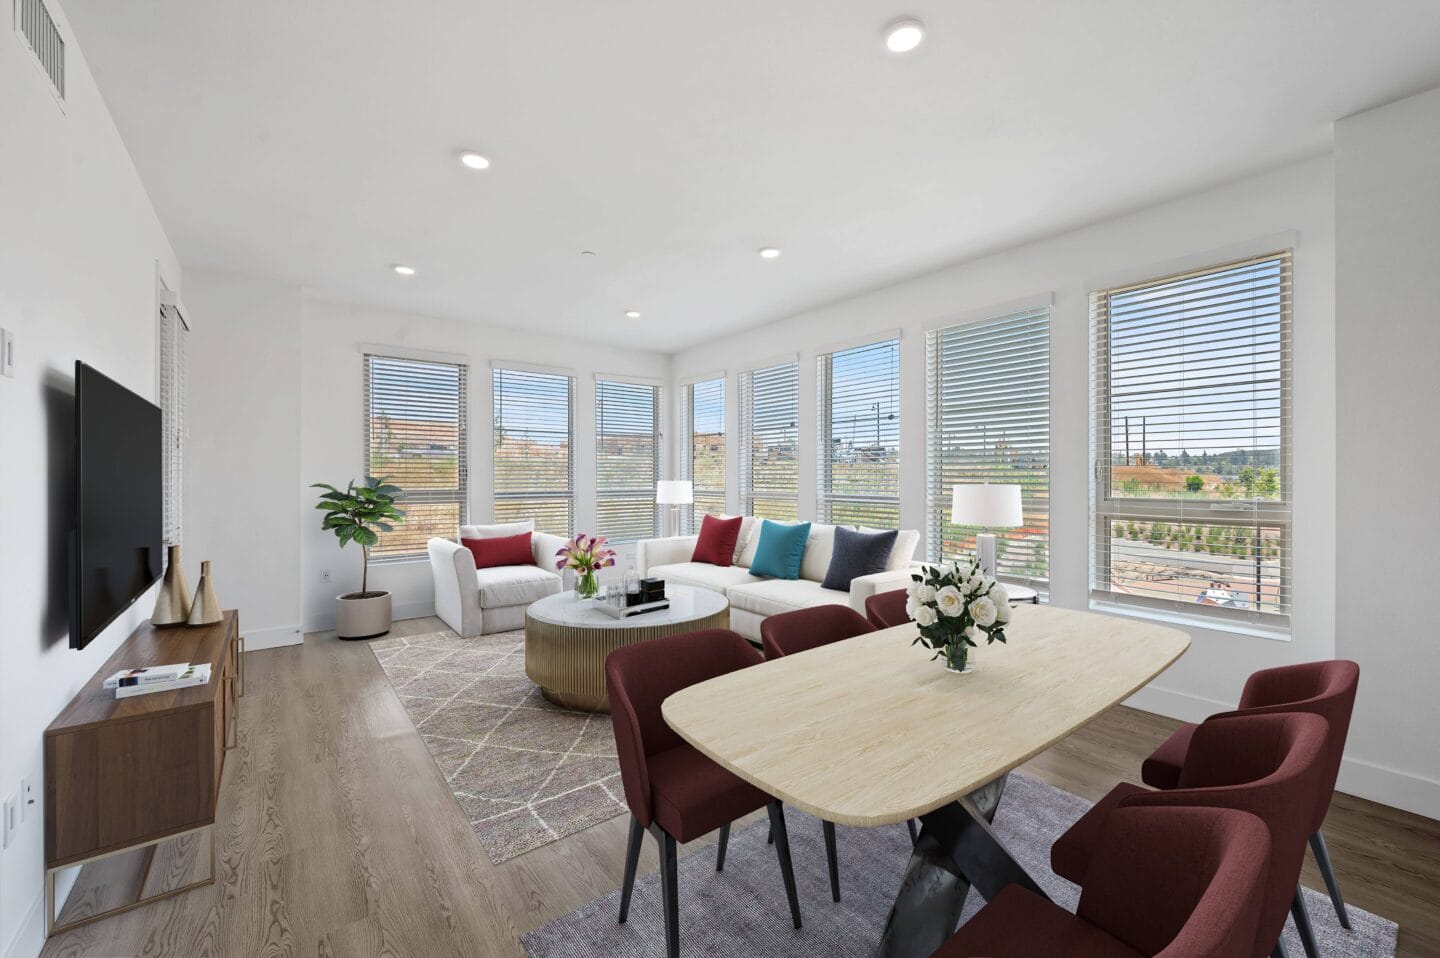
[555,534,617,599]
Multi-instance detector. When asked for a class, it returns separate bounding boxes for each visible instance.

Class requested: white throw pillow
[459,519,536,540]
[799,523,837,583]
[722,515,758,566]
[858,526,921,571]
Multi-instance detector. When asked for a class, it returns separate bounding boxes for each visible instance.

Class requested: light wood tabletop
[662,603,1189,827]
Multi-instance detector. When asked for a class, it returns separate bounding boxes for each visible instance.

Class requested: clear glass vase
[576,569,600,599]
[943,642,973,675]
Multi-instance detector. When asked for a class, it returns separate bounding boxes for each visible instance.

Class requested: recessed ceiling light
[624,310,641,319]
[759,247,782,259]
[459,151,491,170]
[393,264,416,276]
[883,18,925,53]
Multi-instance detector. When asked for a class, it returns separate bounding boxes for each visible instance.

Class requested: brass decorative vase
[152,544,193,627]
[187,560,223,626]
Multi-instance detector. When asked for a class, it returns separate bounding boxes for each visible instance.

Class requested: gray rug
[371,629,626,863]
[522,773,1398,957]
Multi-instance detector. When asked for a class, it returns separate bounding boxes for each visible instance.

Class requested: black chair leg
[822,820,841,902]
[906,819,919,845]
[767,801,803,929]
[655,827,680,958]
[618,815,644,924]
[767,823,774,845]
[1310,829,1351,930]
[1271,938,1289,958]
[1291,886,1319,958]
[716,823,730,872]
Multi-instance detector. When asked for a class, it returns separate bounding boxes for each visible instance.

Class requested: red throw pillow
[691,514,742,567]
[461,532,534,569]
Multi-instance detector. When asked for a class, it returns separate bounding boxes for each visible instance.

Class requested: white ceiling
[67,0,1440,352]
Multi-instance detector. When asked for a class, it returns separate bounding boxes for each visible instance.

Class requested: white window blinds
[1090,252,1292,628]
[158,303,187,548]
[493,366,574,536]
[817,338,900,527]
[739,361,799,520]
[364,354,469,559]
[596,379,661,543]
[927,306,1051,585]
[682,378,726,533]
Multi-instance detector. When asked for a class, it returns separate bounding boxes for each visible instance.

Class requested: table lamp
[950,483,1023,579]
[656,480,693,537]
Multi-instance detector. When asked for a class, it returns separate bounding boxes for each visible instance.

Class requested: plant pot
[336,590,392,640]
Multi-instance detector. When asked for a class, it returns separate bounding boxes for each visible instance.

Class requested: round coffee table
[524,585,730,712]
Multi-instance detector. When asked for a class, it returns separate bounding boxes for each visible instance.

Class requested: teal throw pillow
[749,520,812,580]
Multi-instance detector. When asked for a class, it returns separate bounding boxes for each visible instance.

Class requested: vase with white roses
[906,555,1011,674]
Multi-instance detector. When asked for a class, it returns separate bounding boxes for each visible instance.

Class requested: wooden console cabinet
[43,610,243,935]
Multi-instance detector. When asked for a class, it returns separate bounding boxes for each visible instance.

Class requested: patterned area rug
[522,773,1399,957]
[371,629,626,863]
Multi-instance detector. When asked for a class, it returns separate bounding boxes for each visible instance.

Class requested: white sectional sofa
[636,519,920,643]
[427,521,568,638]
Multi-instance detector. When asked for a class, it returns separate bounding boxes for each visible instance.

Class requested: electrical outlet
[2,794,16,849]
[20,777,35,823]
[320,568,332,583]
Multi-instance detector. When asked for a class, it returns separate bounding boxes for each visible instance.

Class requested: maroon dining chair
[607,629,802,958]
[1052,712,1329,958]
[759,605,879,902]
[864,587,911,629]
[1141,660,1359,932]
[936,805,1271,958]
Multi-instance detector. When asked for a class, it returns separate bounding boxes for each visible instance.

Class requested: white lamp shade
[951,483,1023,528]
[656,480,694,505]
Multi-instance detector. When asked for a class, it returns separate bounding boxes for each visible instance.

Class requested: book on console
[102,663,192,689]
[114,664,212,698]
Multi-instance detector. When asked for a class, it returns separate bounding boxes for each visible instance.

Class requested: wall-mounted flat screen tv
[71,361,163,650]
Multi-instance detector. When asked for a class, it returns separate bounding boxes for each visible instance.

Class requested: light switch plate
[1,327,14,378]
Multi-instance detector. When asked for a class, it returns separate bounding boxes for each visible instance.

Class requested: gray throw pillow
[822,526,899,591]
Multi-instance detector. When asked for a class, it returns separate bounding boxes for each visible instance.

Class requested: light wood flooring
[41,616,1440,957]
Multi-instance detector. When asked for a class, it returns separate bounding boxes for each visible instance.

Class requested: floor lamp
[657,480,693,538]
[950,483,1023,579]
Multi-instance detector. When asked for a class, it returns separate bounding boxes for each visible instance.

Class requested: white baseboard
[3,889,44,958]
[243,624,303,650]
[1124,684,1440,821]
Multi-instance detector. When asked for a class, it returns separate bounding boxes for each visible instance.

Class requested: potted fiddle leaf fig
[312,477,405,639]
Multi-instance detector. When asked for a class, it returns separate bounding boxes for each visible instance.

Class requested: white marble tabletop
[526,584,729,630]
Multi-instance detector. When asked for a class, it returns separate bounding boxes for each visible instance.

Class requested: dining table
[661,602,1190,958]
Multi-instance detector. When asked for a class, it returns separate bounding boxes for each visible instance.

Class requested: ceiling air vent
[15,0,65,100]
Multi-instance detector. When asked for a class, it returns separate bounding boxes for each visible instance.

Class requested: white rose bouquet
[906,555,1010,672]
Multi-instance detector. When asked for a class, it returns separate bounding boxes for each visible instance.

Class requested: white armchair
[428,526,567,638]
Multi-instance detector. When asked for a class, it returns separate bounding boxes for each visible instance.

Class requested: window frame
[363,350,471,562]
[816,334,901,528]
[681,376,726,534]
[491,362,576,537]
[925,303,1051,587]
[594,376,663,543]
[1089,250,1294,631]
[738,358,800,521]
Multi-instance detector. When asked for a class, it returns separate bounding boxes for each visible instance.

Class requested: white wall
[300,299,670,632]
[0,3,180,955]
[182,269,305,650]
[1334,88,1440,819]
[672,156,1367,798]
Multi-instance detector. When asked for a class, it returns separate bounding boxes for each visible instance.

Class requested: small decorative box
[640,578,666,603]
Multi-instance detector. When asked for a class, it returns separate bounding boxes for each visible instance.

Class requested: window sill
[1086,599,1292,642]
[370,555,430,566]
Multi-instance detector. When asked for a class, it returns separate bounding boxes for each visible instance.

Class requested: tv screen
[72,362,163,649]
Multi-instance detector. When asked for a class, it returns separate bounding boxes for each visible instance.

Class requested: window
[682,377,726,533]
[364,353,469,559]
[596,378,661,542]
[1090,252,1292,628]
[818,338,900,527]
[492,366,574,535]
[158,302,188,547]
[738,361,799,520]
[927,306,1050,586]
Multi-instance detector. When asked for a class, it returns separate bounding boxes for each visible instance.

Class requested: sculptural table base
[875,774,1048,958]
